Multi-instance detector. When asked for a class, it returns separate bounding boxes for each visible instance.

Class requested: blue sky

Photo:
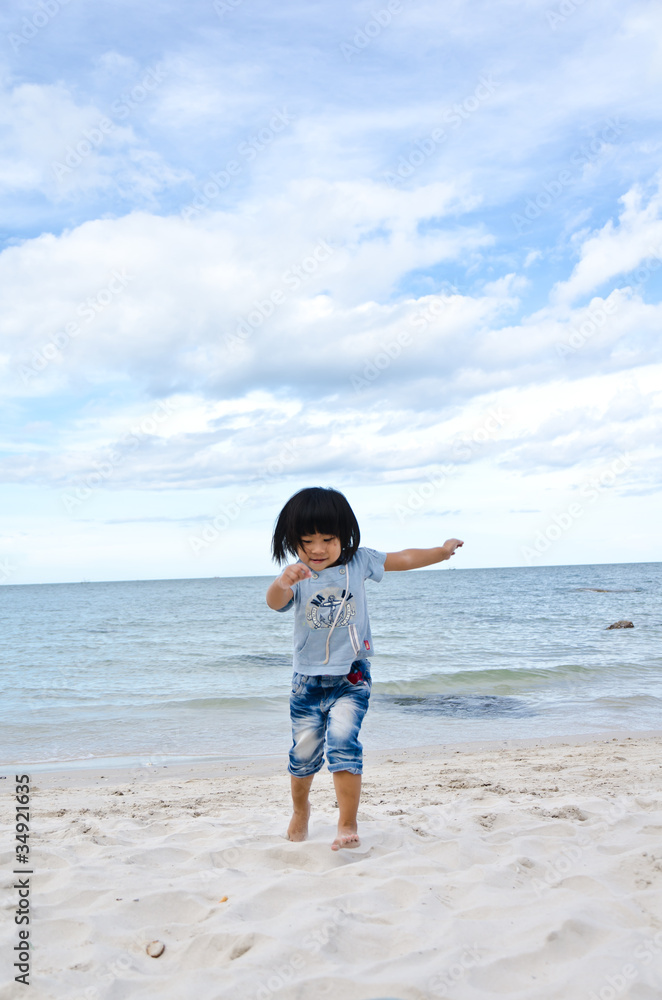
[1,0,661,583]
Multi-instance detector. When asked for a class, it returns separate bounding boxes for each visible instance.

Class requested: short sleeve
[359,547,386,583]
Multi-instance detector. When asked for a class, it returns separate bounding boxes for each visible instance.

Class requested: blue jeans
[288,660,372,777]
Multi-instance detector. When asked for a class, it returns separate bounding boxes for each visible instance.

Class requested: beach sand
[3,732,662,1000]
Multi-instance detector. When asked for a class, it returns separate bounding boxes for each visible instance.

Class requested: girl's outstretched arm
[384,539,463,572]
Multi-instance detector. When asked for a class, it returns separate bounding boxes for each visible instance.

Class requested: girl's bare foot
[287,804,310,841]
[331,827,360,850]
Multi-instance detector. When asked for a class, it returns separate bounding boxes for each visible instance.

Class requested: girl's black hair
[271,487,360,565]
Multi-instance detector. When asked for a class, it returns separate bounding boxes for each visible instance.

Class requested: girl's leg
[288,674,325,841]
[288,773,315,841]
[326,661,371,849]
[331,771,362,850]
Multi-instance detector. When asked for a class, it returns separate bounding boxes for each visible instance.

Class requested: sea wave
[372,661,656,696]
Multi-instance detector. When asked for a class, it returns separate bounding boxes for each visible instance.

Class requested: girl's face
[296,533,342,571]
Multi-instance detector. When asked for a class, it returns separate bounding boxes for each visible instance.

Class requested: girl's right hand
[443,538,464,557]
[277,563,312,589]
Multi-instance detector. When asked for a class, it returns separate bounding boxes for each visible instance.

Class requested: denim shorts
[288,659,372,777]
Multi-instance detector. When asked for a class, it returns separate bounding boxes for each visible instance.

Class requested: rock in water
[146,940,165,957]
[606,620,634,629]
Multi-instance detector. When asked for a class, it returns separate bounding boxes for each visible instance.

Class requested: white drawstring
[322,562,349,665]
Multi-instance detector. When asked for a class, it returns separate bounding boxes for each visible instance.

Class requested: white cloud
[1,176,660,501]
[551,177,662,305]
[0,67,189,204]
[0,179,490,395]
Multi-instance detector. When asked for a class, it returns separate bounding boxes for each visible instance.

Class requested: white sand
[3,733,662,1000]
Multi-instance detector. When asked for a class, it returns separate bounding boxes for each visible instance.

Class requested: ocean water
[0,562,660,767]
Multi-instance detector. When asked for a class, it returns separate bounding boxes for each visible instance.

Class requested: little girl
[266,486,463,851]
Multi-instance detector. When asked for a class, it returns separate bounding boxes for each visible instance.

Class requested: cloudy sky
[1,0,661,584]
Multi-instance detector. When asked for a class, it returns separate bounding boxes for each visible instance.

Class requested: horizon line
[2,559,660,588]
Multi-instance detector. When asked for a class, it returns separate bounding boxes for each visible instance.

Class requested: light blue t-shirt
[275,546,387,676]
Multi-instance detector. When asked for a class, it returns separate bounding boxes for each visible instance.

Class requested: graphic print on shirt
[305,588,355,629]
